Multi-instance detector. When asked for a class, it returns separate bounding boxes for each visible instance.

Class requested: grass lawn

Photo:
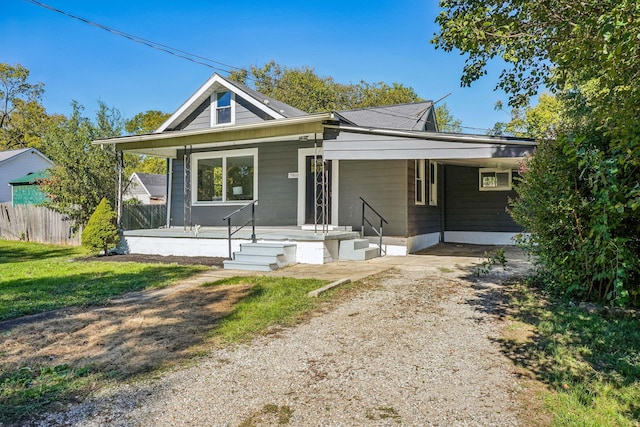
[0,244,362,425]
[503,282,640,426]
[0,240,207,321]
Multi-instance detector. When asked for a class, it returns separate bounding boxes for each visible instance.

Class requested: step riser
[223,261,276,272]
[233,254,286,265]
[340,248,379,261]
[339,239,370,251]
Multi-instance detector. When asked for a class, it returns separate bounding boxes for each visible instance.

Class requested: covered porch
[119,225,404,266]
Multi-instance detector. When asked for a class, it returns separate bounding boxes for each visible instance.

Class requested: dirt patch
[83,253,226,267]
[0,283,251,377]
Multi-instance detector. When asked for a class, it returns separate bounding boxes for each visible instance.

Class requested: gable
[156,74,306,133]
[173,93,279,131]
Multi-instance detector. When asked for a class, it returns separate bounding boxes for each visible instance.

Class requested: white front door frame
[297,147,339,226]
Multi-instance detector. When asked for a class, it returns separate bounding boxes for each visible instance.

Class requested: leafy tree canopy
[125,110,170,135]
[432,0,640,133]
[489,93,563,140]
[228,60,421,113]
[229,60,463,132]
[123,110,171,176]
[41,101,123,226]
[435,103,462,133]
[0,63,61,151]
[433,1,640,305]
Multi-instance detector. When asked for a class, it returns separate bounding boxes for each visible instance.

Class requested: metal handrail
[223,200,258,259]
[359,196,388,256]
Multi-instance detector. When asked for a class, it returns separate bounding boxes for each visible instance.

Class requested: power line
[23,0,480,131]
[23,0,245,75]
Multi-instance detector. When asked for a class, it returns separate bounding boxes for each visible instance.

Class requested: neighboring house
[0,148,53,204]
[124,172,167,205]
[96,73,535,263]
[9,171,49,206]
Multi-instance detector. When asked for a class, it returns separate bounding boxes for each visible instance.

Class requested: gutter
[94,113,336,145]
[324,124,537,146]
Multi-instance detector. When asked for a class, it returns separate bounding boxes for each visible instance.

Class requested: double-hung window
[415,159,426,205]
[428,161,438,206]
[192,149,257,204]
[213,91,234,125]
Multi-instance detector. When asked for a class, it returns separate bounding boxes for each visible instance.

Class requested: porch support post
[116,150,123,230]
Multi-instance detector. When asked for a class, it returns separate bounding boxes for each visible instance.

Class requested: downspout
[166,158,173,228]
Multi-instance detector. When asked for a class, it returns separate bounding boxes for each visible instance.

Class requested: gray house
[97,73,534,267]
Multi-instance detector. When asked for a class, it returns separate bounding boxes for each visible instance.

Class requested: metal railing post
[227,217,232,259]
[379,218,384,256]
[361,200,365,238]
[251,202,256,243]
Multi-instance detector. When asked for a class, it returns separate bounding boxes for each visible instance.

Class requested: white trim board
[444,231,520,246]
[296,147,339,227]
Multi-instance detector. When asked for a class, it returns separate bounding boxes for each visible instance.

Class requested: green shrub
[510,134,640,306]
[81,198,119,255]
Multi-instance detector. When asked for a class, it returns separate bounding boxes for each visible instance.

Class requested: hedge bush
[81,198,119,255]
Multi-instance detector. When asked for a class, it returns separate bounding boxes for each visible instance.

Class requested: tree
[228,60,420,113]
[41,101,123,226]
[435,103,462,133]
[0,63,58,151]
[433,0,640,305]
[81,197,119,255]
[123,110,171,176]
[489,93,563,139]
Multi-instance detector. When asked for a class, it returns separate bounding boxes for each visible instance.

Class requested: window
[212,91,234,125]
[428,161,438,206]
[415,159,425,205]
[479,168,512,191]
[192,149,257,204]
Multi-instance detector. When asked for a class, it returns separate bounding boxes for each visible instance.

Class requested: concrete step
[223,260,278,271]
[239,243,296,256]
[339,239,380,261]
[233,252,287,266]
[340,238,371,251]
[224,242,296,271]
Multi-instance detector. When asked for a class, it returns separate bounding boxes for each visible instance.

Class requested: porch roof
[94,113,336,158]
[323,125,536,168]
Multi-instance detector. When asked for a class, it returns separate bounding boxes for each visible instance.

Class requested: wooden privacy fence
[121,204,166,230]
[0,204,81,245]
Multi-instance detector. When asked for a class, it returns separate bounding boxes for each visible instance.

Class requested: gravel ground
[34,259,522,427]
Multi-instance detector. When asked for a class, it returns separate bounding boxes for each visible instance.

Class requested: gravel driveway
[36,249,526,426]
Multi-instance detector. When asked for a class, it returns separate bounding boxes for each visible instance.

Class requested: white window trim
[210,91,236,126]
[191,148,258,206]
[415,159,425,205]
[428,160,438,206]
[479,168,513,191]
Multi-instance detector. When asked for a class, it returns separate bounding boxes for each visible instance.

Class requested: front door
[305,155,331,224]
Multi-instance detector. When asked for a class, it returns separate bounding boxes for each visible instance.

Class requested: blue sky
[3,0,511,133]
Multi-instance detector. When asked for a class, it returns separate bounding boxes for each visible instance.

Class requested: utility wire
[23,0,246,76]
[23,0,480,131]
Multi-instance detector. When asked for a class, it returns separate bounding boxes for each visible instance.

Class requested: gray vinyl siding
[174,95,271,131]
[169,140,306,227]
[177,100,210,131]
[338,160,408,236]
[444,165,522,232]
[235,96,273,124]
[407,160,441,236]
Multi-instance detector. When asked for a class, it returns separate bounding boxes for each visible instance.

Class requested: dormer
[155,73,307,133]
